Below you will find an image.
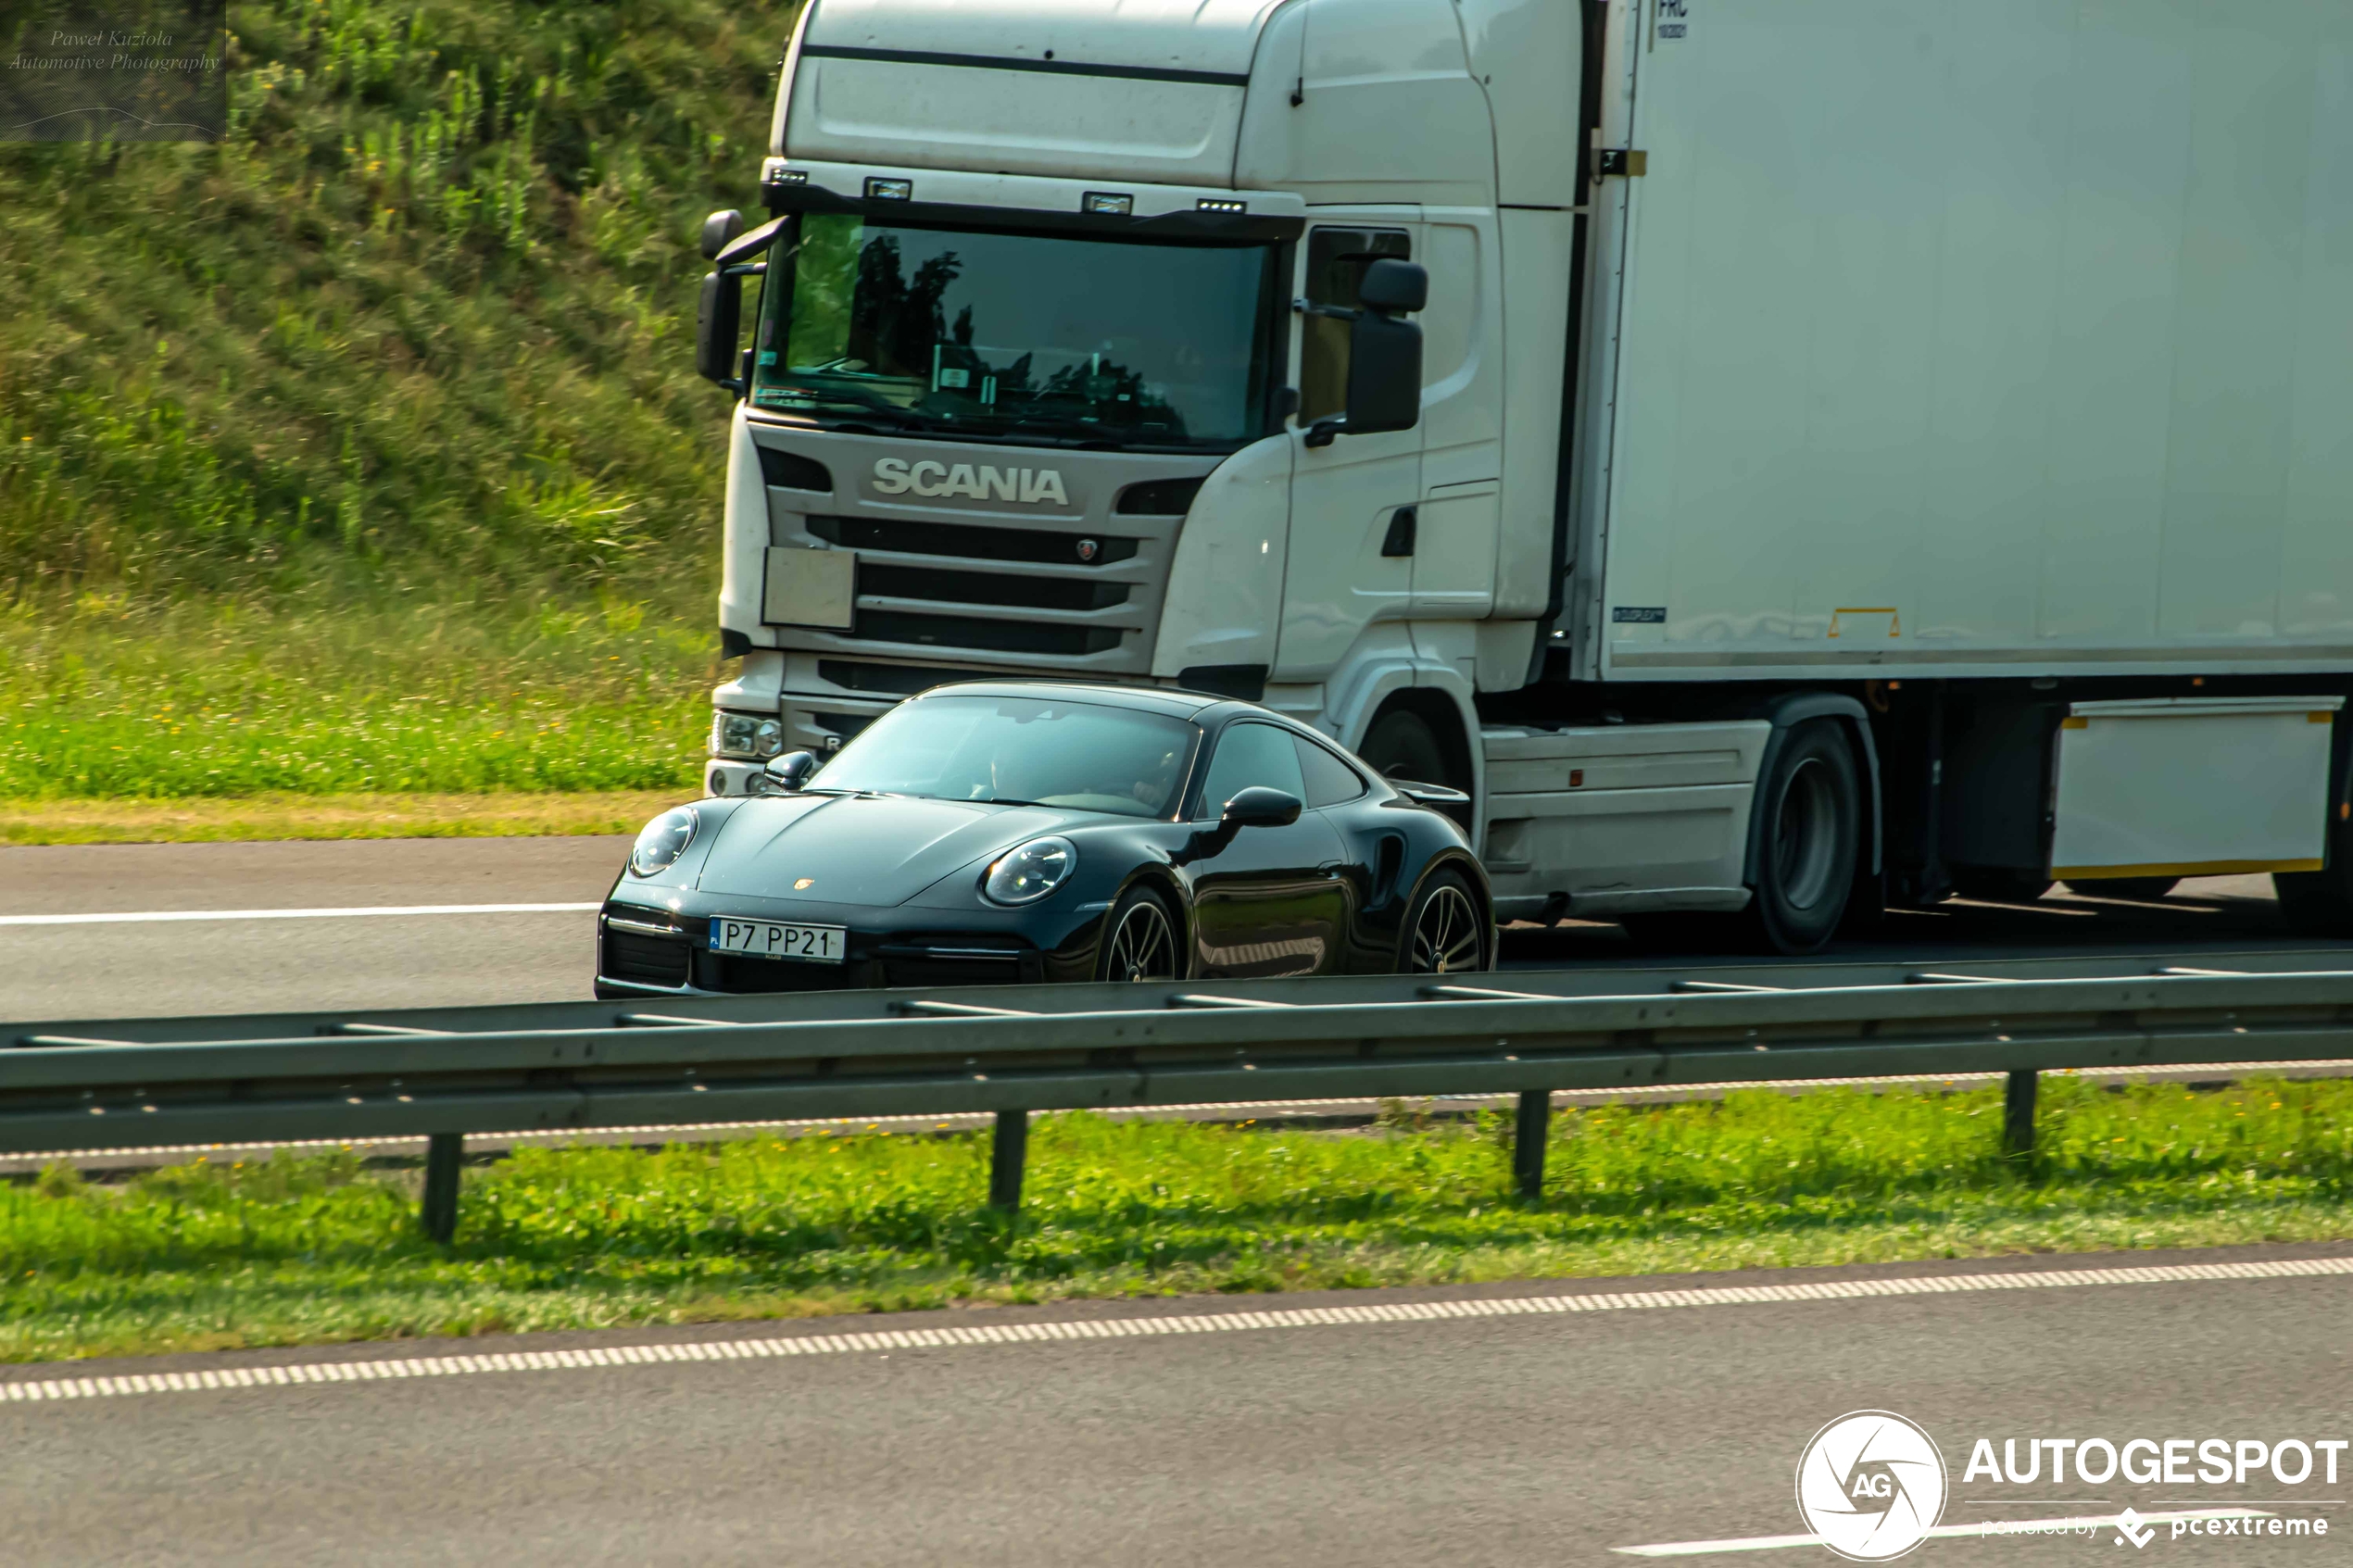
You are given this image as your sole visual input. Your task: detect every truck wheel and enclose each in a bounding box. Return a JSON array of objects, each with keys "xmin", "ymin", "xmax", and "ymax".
[
  {"xmin": 1743, "ymin": 719, "xmax": 1858, "ymax": 955},
  {"xmin": 1360, "ymin": 708, "xmax": 1450, "ymax": 787},
  {"xmin": 2062, "ymin": 876, "xmax": 2179, "ymax": 901}
]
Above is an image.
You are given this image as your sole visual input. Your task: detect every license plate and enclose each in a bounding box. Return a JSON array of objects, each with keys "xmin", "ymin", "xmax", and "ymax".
[{"xmin": 708, "ymin": 917, "xmax": 847, "ymax": 964}]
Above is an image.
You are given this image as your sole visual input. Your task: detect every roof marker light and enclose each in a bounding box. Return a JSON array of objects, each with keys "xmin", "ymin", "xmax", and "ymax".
[{"xmin": 1196, "ymin": 197, "xmax": 1247, "ymax": 214}]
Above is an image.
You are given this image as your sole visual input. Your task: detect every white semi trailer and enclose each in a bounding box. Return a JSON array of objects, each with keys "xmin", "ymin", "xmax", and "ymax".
[{"xmin": 693, "ymin": 0, "xmax": 2353, "ymax": 953}]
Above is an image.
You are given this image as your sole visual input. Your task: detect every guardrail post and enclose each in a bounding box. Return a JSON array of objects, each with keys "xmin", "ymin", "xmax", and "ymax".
[
  {"xmin": 422, "ymin": 1133, "xmax": 464, "ymax": 1242},
  {"xmin": 2003, "ymin": 1071, "xmax": 2038, "ymax": 1161},
  {"xmin": 989, "ymin": 1110, "xmax": 1029, "ymax": 1212},
  {"xmin": 1513, "ymin": 1090, "xmax": 1551, "ymax": 1199}
]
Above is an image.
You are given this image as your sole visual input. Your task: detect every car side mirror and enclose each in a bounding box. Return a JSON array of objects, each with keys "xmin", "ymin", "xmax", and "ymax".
[
  {"xmin": 1220, "ymin": 786, "xmax": 1302, "ymax": 830},
  {"xmin": 762, "ymin": 750, "xmax": 819, "ymax": 793}
]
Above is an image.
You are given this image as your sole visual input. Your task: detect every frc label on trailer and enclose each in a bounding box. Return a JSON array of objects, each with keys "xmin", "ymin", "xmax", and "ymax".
[
  {"xmin": 871, "ymin": 458, "xmax": 1068, "ymax": 506},
  {"xmin": 1612, "ymin": 606, "xmax": 1667, "ymax": 624},
  {"xmin": 1655, "ymin": 0, "xmax": 1690, "ymax": 41}
]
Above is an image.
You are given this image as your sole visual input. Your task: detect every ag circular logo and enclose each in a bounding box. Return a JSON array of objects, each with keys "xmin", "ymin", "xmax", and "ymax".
[{"xmin": 1795, "ymin": 1411, "xmax": 1947, "ymax": 1562}]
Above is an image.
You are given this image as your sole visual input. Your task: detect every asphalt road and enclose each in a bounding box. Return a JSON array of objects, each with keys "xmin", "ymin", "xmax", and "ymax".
[
  {"xmin": 3, "ymin": 1244, "xmax": 2346, "ymax": 1566},
  {"xmin": 0, "ymin": 835, "xmax": 2341, "ymax": 1022}
]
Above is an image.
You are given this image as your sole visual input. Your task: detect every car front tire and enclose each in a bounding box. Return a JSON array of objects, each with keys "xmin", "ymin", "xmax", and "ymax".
[{"xmin": 1097, "ymin": 884, "xmax": 1184, "ymax": 983}]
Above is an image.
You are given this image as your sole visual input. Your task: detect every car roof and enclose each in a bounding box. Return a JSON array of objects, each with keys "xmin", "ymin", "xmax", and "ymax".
[{"xmin": 909, "ymin": 680, "xmax": 1227, "ymax": 720}]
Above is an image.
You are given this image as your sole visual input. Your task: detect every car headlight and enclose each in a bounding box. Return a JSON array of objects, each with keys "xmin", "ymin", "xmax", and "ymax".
[
  {"xmin": 628, "ymin": 806, "xmax": 699, "ymax": 878},
  {"xmin": 983, "ymin": 836, "xmax": 1076, "ymax": 906},
  {"xmin": 711, "ymin": 711, "xmax": 786, "ymax": 760}
]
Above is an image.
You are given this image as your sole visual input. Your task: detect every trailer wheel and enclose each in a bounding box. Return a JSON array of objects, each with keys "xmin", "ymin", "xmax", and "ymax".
[{"xmin": 1743, "ymin": 719, "xmax": 1858, "ymax": 955}]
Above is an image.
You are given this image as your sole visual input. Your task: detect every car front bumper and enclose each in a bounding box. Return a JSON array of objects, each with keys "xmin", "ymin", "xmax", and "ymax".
[{"xmin": 598, "ymin": 898, "xmax": 1111, "ymax": 996}]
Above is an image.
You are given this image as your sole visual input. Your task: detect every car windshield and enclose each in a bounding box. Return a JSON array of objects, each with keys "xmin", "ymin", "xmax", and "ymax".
[
  {"xmin": 747, "ymin": 215, "xmax": 1279, "ymax": 451},
  {"xmin": 811, "ymin": 694, "xmax": 1199, "ymax": 819}
]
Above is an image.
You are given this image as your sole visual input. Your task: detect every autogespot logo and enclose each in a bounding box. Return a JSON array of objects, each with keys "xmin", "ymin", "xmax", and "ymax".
[{"xmin": 1795, "ymin": 1411, "xmax": 1949, "ymax": 1562}]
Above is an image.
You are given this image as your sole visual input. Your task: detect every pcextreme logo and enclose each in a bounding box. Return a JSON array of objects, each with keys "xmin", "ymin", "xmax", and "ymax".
[
  {"xmin": 1796, "ymin": 1411, "xmax": 1949, "ymax": 1562},
  {"xmin": 870, "ymin": 457, "xmax": 1068, "ymax": 506}
]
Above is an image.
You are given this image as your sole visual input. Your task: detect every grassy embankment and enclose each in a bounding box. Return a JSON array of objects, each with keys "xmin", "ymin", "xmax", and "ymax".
[
  {"xmin": 0, "ymin": 0, "xmax": 801, "ymax": 840},
  {"xmin": 6, "ymin": 1077, "xmax": 2351, "ymax": 1362}
]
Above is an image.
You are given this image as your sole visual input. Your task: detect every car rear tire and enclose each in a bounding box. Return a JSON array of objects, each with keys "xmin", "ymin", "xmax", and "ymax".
[
  {"xmin": 1401, "ymin": 868, "xmax": 1490, "ymax": 975},
  {"xmin": 1097, "ymin": 884, "xmax": 1183, "ymax": 983}
]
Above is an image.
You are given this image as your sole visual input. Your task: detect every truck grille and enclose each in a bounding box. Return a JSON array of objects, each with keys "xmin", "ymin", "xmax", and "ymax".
[
  {"xmin": 809, "ymin": 514, "xmax": 1137, "ymax": 567},
  {"xmin": 859, "ymin": 563, "xmax": 1130, "ymax": 613},
  {"xmin": 849, "ymin": 610, "xmax": 1123, "ymax": 658},
  {"xmin": 815, "ymin": 659, "xmax": 991, "ymax": 695},
  {"xmin": 756, "ymin": 436, "xmax": 1216, "ymax": 675}
]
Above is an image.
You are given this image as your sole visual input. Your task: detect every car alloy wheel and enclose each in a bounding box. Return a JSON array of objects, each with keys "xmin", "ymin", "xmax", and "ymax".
[
  {"xmin": 1408, "ymin": 879, "xmax": 1484, "ymax": 974},
  {"xmin": 1101, "ymin": 891, "xmax": 1178, "ymax": 982}
]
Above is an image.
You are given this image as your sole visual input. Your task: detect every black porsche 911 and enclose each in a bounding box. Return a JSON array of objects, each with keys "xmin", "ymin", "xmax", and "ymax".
[{"xmin": 595, "ymin": 681, "xmax": 1491, "ymax": 996}]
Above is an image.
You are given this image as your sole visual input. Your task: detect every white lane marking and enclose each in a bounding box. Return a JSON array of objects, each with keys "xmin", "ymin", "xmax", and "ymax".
[
  {"xmin": 1614, "ymin": 1510, "xmax": 2274, "ymax": 1557},
  {"xmin": 3, "ymin": 1255, "xmax": 2348, "ymax": 1408},
  {"xmin": 0, "ymin": 903, "xmax": 599, "ymax": 927}
]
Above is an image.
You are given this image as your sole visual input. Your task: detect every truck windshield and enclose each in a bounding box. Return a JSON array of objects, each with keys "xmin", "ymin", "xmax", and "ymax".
[{"xmin": 749, "ymin": 215, "xmax": 1279, "ymax": 451}]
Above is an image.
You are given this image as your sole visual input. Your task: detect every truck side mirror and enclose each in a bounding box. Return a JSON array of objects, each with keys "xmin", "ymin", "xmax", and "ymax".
[
  {"xmin": 699, "ymin": 209, "xmax": 745, "ymax": 260},
  {"xmin": 1302, "ymin": 259, "xmax": 1426, "ymax": 445},
  {"xmin": 1358, "ymin": 257, "xmax": 1428, "ymax": 314},
  {"xmin": 1341, "ymin": 311, "xmax": 1422, "ymax": 437},
  {"xmin": 697, "ymin": 270, "xmax": 743, "ymax": 390}
]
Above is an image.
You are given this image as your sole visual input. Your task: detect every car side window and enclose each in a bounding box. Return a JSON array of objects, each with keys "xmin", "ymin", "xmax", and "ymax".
[
  {"xmin": 1196, "ymin": 721, "xmax": 1308, "ymax": 819},
  {"xmin": 1295, "ymin": 735, "xmax": 1367, "ymax": 808},
  {"xmin": 1298, "ymin": 226, "xmax": 1412, "ymax": 422}
]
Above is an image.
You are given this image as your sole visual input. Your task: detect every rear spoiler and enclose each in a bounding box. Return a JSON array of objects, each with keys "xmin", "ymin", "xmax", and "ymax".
[{"xmin": 1391, "ymin": 780, "xmax": 1470, "ymax": 809}]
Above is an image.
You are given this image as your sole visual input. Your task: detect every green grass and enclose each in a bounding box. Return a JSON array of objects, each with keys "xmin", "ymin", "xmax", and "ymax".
[
  {"xmin": 6, "ymin": 1077, "xmax": 2353, "ymax": 1363},
  {"xmin": 0, "ymin": 0, "xmax": 797, "ymax": 806},
  {"xmin": 1, "ymin": 0, "xmax": 786, "ymax": 602},
  {"xmin": 0, "ymin": 594, "xmax": 712, "ymax": 799}
]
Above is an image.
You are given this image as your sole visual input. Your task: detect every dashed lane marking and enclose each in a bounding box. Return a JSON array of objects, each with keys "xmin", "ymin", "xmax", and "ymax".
[{"xmin": 4, "ymin": 1255, "xmax": 2348, "ymax": 1408}]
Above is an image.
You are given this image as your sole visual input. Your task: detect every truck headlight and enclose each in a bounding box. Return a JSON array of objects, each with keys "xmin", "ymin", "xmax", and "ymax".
[
  {"xmin": 628, "ymin": 807, "xmax": 699, "ymax": 878},
  {"xmin": 711, "ymin": 711, "xmax": 786, "ymax": 760},
  {"xmin": 983, "ymin": 836, "xmax": 1076, "ymax": 906}
]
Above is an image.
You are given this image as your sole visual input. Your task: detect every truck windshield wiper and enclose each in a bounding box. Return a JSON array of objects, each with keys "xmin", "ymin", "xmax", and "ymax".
[
  {"xmin": 779, "ymin": 392, "xmax": 944, "ymax": 432},
  {"xmin": 992, "ymin": 415, "xmax": 1130, "ymax": 447}
]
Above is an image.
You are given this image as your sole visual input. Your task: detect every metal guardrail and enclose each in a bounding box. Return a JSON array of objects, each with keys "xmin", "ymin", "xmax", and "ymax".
[{"xmin": 9, "ymin": 948, "xmax": 2353, "ymax": 1239}]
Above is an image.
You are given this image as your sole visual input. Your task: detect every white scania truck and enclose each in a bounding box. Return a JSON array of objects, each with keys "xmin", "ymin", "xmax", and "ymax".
[{"xmin": 692, "ymin": 0, "xmax": 2353, "ymax": 953}]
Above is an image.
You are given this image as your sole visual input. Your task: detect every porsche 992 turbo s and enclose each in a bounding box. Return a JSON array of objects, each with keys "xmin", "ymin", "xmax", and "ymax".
[{"xmin": 596, "ymin": 682, "xmax": 1491, "ymax": 996}]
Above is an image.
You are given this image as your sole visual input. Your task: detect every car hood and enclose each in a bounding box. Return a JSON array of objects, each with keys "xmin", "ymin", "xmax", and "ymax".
[{"xmin": 694, "ymin": 793, "xmax": 1065, "ymax": 907}]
